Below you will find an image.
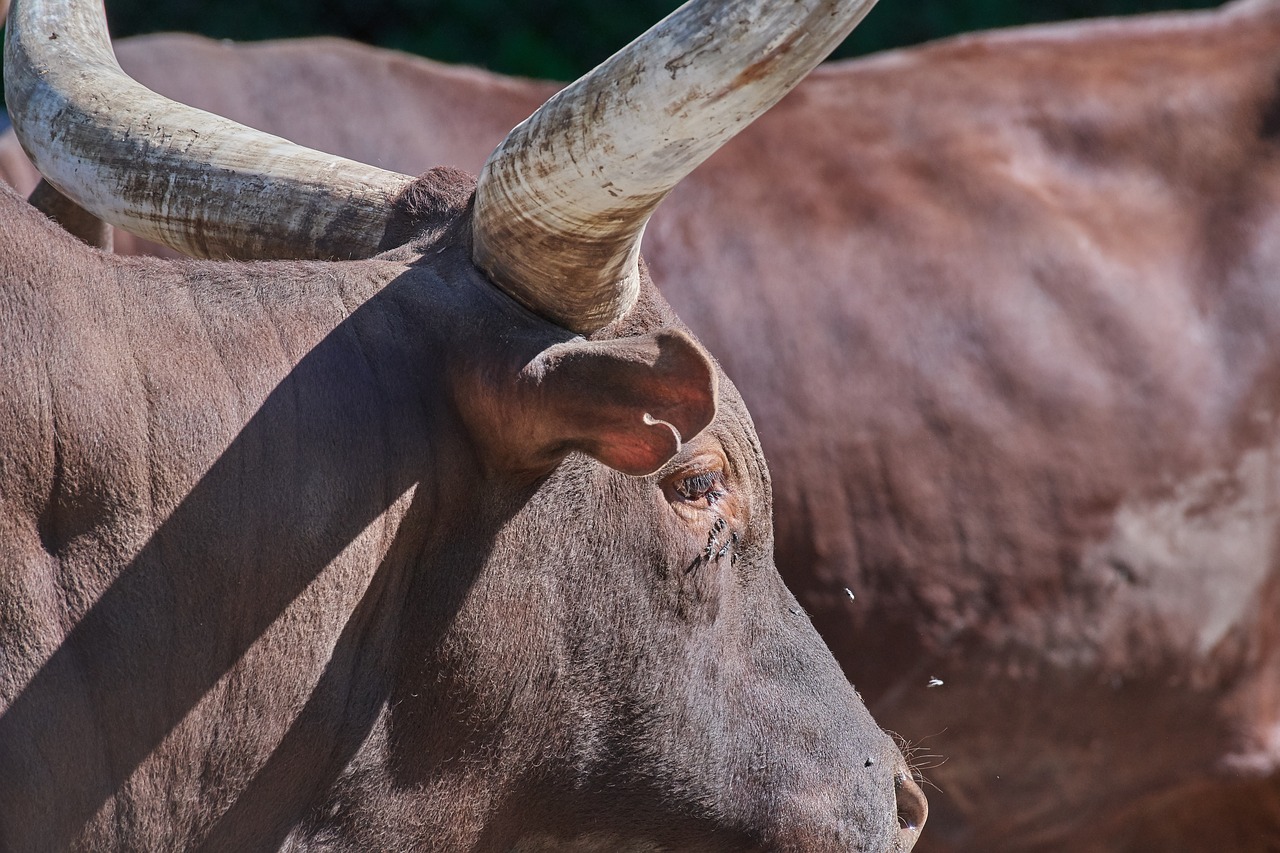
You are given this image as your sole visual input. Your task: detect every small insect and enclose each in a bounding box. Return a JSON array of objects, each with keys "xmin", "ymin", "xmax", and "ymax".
[
  {"xmin": 716, "ymin": 531, "xmax": 738, "ymax": 560},
  {"xmin": 843, "ymin": 587, "xmax": 855, "ymax": 601},
  {"xmin": 928, "ymin": 677, "xmax": 944, "ymax": 688},
  {"xmin": 703, "ymin": 529, "xmax": 717, "ymax": 559}
]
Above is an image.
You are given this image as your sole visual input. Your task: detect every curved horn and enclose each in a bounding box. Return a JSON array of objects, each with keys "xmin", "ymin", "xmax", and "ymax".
[
  {"xmin": 473, "ymin": 0, "xmax": 879, "ymax": 334},
  {"xmin": 4, "ymin": 0, "xmax": 413, "ymax": 260}
]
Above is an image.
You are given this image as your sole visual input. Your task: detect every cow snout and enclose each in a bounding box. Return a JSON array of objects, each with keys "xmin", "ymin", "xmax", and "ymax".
[{"xmin": 893, "ymin": 767, "xmax": 928, "ymax": 850}]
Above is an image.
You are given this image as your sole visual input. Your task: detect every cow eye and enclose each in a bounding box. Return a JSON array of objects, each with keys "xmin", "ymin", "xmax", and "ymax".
[{"xmin": 672, "ymin": 470, "xmax": 726, "ymax": 504}]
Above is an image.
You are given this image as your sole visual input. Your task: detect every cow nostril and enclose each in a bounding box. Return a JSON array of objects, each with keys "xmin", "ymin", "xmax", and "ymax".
[{"xmin": 894, "ymin": 772, "xmax": 928, "ymax": 834}]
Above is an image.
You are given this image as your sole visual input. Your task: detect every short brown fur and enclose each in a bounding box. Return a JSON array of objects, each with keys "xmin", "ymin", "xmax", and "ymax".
[
  {"xmin": 0, "ymin": 159, "xmax": 924, "ymax": 849},
  {"xmin": 7, "ymin": 2, "xmax": 1278, "ymax": 848}
]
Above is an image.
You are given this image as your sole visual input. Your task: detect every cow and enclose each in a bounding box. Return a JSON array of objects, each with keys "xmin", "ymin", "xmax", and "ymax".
[
  {"xmin": 0, "ymin": 0, "xmax": 930, "ymax": 849},
  {"xmin": 11, "ymin": 1, "xmax": 1280, "ymax": 849}
]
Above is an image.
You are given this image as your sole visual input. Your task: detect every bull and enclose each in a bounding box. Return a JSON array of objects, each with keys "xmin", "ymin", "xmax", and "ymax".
[
  {"xmin": 0, "ymin": 0, "xmax": 930, "ymax": 849},
  {"xmin": 10, "ymin": 0, "xmax": 1280, "ymax": 845},
  {"xmin": 11, "ymin": 2, "xmax": 1280, "ymax": 849}
]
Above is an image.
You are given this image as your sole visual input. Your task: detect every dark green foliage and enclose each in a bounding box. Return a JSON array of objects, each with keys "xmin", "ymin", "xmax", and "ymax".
[
  {"xmin": 2, "ymin": 0, "xmax": 1223, "ymax": 106},
  {"xmin": 843, "ymin": 0, "xmax": 1218, "ymax": 61},
  {"xmin": 100, "ymin": 0, "xmax": 695, "ymax": 81}
]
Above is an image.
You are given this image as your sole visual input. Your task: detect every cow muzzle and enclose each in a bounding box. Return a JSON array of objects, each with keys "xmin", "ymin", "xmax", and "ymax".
[{"xmin": 893, "ymin": 764, "xmax": 928, "ymax": 850}]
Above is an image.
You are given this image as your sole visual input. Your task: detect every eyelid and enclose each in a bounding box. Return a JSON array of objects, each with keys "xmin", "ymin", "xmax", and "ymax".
[
  {"xmin": 662, "ymin": 451, "xmax": 729, "ymax": 504},
  {"xmin": 685, "ymin": 472, "xmax": 719, "ymax": 488},
  {"xmin": 665, "ymin": 455, "xmax": 727, "ymax": 489},
  {"xmin": 664, "ymin": 451, "xmax": 727, "ymax": 481},
  {"xmin": 679, "ymin": 471, "xmax": 724, "ymax": 499}
]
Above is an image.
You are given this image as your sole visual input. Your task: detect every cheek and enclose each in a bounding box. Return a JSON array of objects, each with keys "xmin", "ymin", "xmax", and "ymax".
[
  {"xmin": 673, "ymin": 553, "xmax": 730, "ymax": 623},
  {"xmin": 659, "ymin": 492, "xmax": 747, "ymax": 622},
  {"xmin": 688, "ymin": 489, "xmax": 747, "ymax": 565}
]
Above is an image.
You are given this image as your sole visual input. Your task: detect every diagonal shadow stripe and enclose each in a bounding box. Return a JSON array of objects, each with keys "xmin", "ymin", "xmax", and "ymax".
[
  {"xmin": 0, "ymin": 270, "xmax": 468, "ymax": 849},
  {"xmin": 192, "ymin": 498, "xmax": 421, "ymax": 852}
]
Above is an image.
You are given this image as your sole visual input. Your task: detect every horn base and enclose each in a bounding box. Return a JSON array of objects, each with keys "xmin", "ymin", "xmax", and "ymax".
[{"xmin": 472, "ymin": 171, "xmax": 646, "ymax": 334}]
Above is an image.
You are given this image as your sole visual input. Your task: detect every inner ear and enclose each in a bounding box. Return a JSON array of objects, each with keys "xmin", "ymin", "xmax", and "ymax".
[{"xmin": 519, "ymin": 328, "xmax": 718, "ymax": 476}]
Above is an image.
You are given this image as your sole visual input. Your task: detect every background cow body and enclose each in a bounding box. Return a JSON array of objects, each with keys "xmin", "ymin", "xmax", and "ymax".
[
  {"xmin": 8, "ymin": 2, "xmax": 1277, "ymax": 849},
  {"xmin": 0, "ymin": 35, "xmax": 552, "ymax": 225},
  {"xmin": 661, "ymin": 4, "xmax": 1280, "ymax": 848}
]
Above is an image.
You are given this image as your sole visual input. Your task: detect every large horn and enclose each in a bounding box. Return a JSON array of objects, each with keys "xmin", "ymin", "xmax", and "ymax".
[
  {"xmin": 473, "ymin": 0, "xmax": 879, "ymax": 334},
  {"xmin": 4, "ymin": 0, "xmax": 413, "ymax": 260}
]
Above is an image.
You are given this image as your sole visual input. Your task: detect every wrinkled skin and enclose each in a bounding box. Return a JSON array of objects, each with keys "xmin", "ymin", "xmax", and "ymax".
[
  {"xmin": 8, "ymin": 1, "xmax": 1280, "ymax": 849},
  {"xmin": 0, "ymin": 172, "xmax": 924, "ymax": 851}
]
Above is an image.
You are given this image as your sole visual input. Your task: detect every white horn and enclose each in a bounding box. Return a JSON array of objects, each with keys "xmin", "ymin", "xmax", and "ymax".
[
  {"xmin": 4, "ymin": 0, "xmax": 413, "ymax": 260},
  {"xmin": 472, "ymin": 0, "xmax": 879, "ymax": 334}
]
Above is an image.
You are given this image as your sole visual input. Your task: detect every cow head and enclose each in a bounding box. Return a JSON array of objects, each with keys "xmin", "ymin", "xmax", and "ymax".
[
  {"xmin": 4, "ymin": 0, "xmax": 925, "ymax": 849},
  {"xmin": 376, "ymin": 212, "xmax": 929, "ymax": 849}
]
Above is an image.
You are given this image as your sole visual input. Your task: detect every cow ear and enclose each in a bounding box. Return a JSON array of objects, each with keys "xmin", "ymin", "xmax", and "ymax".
[{"xmin": 515, "ymin": 328, "xmax": 718, "ymax": 476}]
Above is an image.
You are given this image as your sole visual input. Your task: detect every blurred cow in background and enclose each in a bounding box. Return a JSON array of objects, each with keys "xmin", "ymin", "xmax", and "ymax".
[{"xmin": 9, "ymin": 1, "xmax": 1280, "ymax": 849}]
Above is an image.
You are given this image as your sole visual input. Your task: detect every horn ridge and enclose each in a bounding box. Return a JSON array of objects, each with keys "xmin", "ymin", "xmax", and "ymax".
[
  {"xmin": 472, "ymin": 0, "xmax": 880, "ymax": 334},
  {"xmin": 4, "ymin": 0, "xmax": 413, "ymax": 260}
]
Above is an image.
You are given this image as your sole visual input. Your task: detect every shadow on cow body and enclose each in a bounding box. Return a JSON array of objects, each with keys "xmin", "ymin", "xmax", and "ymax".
[{"xmin": 0, "ymin": 170, "xmax": 922, "ymax": 850}]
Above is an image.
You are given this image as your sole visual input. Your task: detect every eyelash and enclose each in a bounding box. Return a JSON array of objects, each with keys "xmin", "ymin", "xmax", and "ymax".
[{"xmin": 675, "ymin": 471, "xmax": 725, "ymax": 504}]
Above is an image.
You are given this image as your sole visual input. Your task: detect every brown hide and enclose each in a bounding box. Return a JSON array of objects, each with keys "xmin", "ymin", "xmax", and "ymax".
[
  {"xmin": 7, "ymin": 1, "xmax": 1280, "ymax": 848},
  {"xmin": 664, "ymin": 4, "xmax": 1280, "ymax": 849},
  {"xmin": 0, "ymin": 169, "xmax": 924, "ymax": 850}
]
